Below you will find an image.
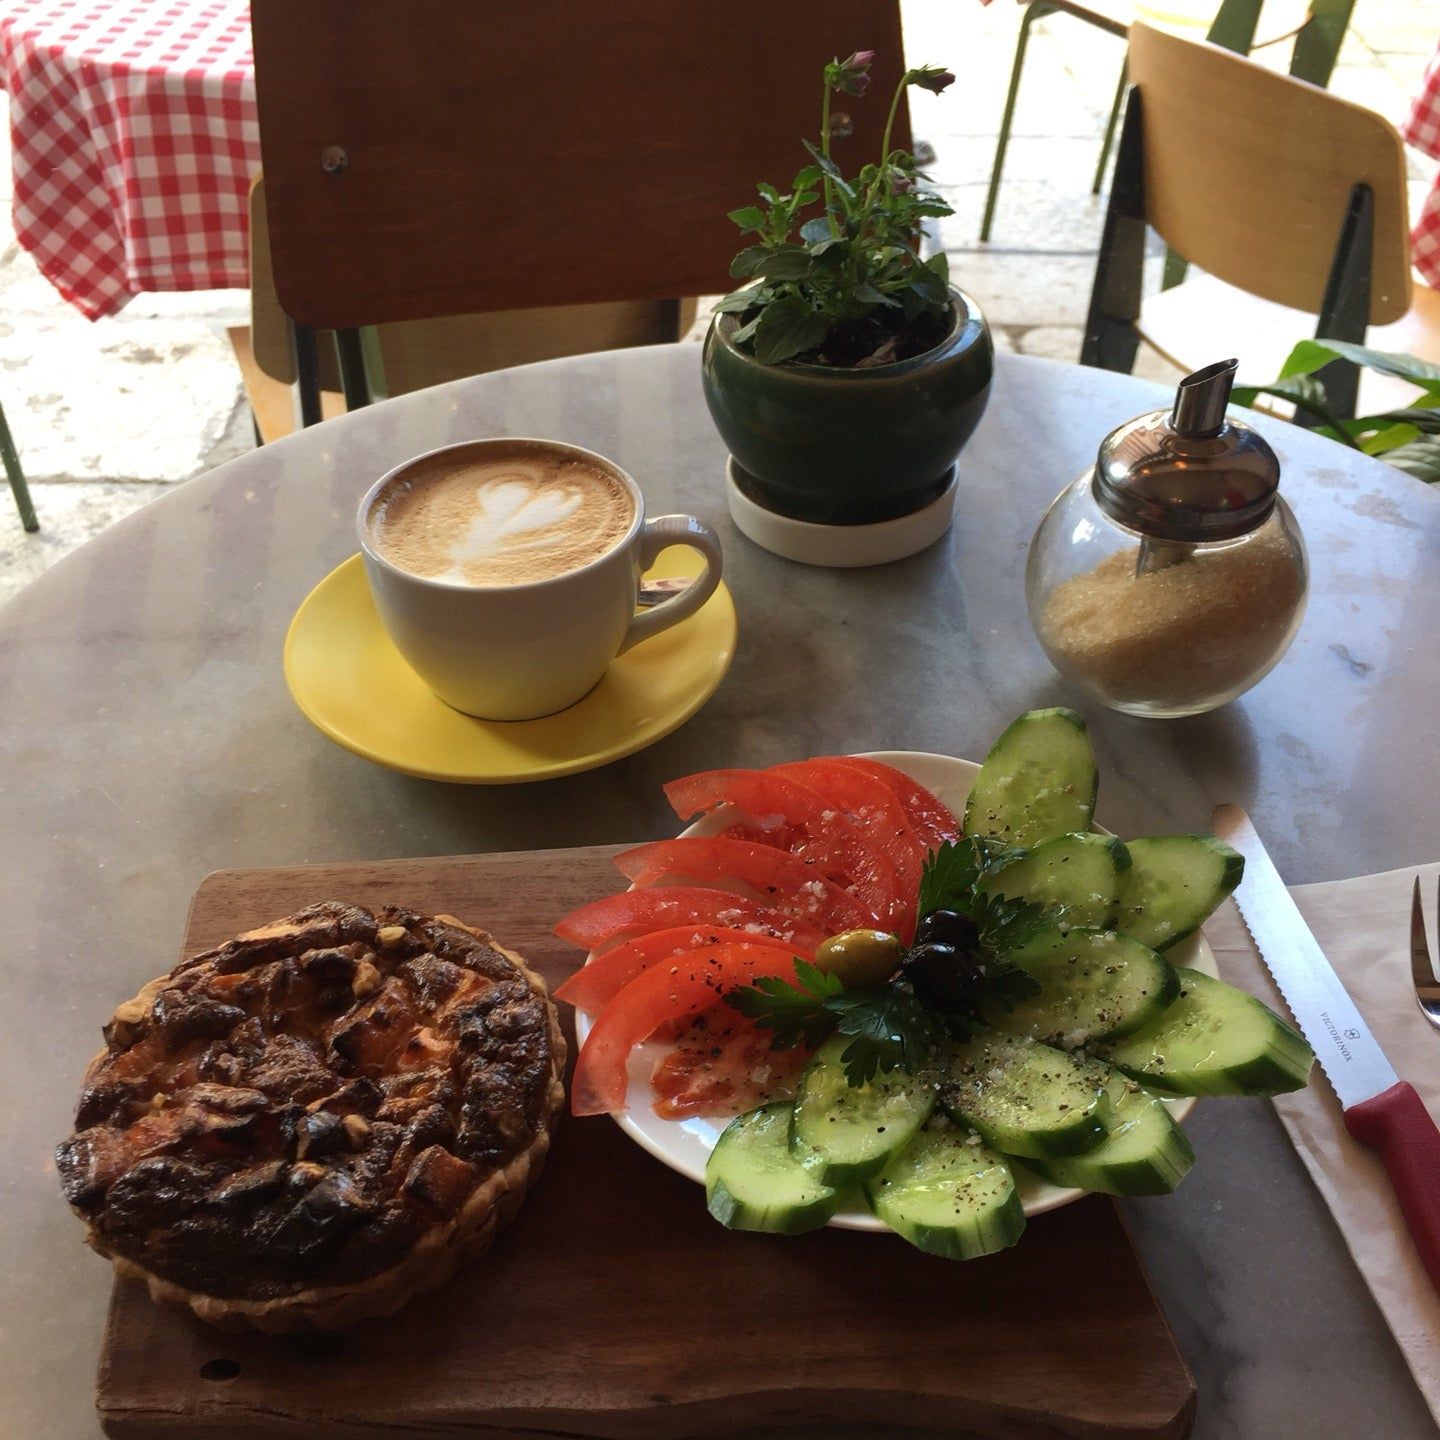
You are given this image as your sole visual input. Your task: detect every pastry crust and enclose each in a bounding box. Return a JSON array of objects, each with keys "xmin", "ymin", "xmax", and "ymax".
[{"xmin": 57, "ymin": 904, "xmax": 565, "ymax": 1332}]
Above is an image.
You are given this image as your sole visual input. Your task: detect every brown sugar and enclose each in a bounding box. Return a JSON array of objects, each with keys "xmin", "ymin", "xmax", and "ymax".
[{"xmin": 1037, "ymin": 524, "xmax": 1304, "ymax": 710}]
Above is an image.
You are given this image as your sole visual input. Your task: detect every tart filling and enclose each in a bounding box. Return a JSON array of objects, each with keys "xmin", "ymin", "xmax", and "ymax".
[{"xmin": 57, "ymin": 902, "xmax": 564, "ymax": 1327}]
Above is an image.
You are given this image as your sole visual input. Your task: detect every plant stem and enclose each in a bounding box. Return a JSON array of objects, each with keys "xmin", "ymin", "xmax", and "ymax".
[
  {"xmin": 868, "ymin": 70, "xmax": 910, "ymax": 211},
  {"xmin": 820, "ymin": 79, "xmax": 840, "ymax": 238}
]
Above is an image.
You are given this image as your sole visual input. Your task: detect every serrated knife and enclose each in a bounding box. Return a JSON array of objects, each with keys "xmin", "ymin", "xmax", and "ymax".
[{"xmin": 1212, "ymin": 805, "xmax": 1440, "ymax": 1294}]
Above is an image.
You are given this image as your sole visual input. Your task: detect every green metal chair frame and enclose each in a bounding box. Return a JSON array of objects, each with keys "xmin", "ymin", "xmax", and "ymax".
[
  {"xmin": 1, "ymin": 400, "xmax": 38, "ymax": 533},
  {"xmin": 979, "ymin": 0, "xmax": 1356, "ymax": 247}
]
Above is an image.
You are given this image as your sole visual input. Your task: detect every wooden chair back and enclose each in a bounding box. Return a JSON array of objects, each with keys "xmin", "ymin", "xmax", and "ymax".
[
  {"xmin": 1125, "ymin": 21, "xmax": 1410, "ymax": 324},
  {"xmin": 246, "ymin": 178, "xmax": 692, "ymax": 394},
  {"xmin": 249, "ymin": 0, "xmax": 910, "ymax": 331}
]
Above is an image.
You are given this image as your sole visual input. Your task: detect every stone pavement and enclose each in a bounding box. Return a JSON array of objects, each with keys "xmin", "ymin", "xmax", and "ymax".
[{"xmin": 1, "ymin": 0, "xmax": 1436, "ymax": 604}]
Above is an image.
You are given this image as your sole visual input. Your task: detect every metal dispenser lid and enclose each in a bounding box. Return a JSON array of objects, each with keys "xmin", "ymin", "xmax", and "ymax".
[{"xmin": 1093, "ymin": 359, "xmax": 1281, "ymax": 542}]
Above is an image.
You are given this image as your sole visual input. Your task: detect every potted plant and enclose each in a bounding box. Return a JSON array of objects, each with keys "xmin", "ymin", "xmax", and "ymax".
[{"xmin": 702, "ymin": 51, "xmax": 993, "ymax": 562}]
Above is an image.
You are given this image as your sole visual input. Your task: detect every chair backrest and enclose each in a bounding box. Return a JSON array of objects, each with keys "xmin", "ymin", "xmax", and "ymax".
[
  {"xmin": 1126, "ymin": 21, "xmax": 1410, "ymax": 324},
  {"xmin": 247, "ymin": 177, "xmax": 694, "ymax": 393},
  {"xmin": 250, "ymin": 0, "xmax": 909, "ymax": 331}
]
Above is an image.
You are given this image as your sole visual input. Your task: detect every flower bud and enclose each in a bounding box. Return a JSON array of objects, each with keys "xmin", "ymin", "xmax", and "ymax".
[{"xmin": 908, "ymin": 65, "xmax": 956, "ymax": 95}]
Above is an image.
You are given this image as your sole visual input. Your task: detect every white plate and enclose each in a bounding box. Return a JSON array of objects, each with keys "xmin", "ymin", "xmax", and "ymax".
[{"xmin": 574, "ymin": 750, "xmax": 1215, "ymax": 1231}]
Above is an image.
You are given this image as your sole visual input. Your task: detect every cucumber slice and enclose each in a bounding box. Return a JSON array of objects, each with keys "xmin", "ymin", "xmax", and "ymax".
[
  {"xmin": 1099, "ymin": 968, "xmax": 1314, "ymax": 1096},
  {"xmin": 790, "ymin": 1035, "xmax": 936, "ymax": 1185},
  {"xmin": 964, "ymin": 708, "xmax": 1098, "ymax": 849},
  {"xmin": 706, "ymin": 1103, "xmax": 839, "ymax": 1234},
  {"xmin": 1115, "ymin": 835, "xmax": 1244, "ymax": 951},
  {"xmin": 940, "ymin": 1029, "xmax": 1109, "ymax": 1159},
  {"xmin": 864, "ymin": 1119, "xmax": 1025, "ymax": 1260},
  {"xmin": 984, "ymin": 832, "xmax": 1131, "ymax": 927},
  {"xmin": 1019, "ymin": 1063, "xmax": 1195, "ymax": 1196},
  {"xmin": 985, "ymin": 926, "xmax": 1180, "ymax": 1046}
]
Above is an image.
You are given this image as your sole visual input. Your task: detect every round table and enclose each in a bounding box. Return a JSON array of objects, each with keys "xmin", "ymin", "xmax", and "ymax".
[{"xmin": 3, "ymin": 347, "xmax": 1438, "ymax": 1439}]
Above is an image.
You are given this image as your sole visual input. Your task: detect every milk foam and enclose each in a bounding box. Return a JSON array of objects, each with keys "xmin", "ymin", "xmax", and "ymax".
[{"xmin": 369, "ymin": 446, "xmax": 634, "ymax": 587}]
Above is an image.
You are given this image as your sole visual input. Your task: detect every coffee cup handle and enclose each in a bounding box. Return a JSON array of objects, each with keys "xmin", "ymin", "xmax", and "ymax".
[{"xmin": 618, "ymin": 514, "xmax": 725, "ymax": 655}]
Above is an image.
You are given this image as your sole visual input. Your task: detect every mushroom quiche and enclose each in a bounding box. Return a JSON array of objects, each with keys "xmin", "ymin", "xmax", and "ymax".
[{"xmin": 56, "ymin": 902, "xmax": 565, "ymax": 1332}]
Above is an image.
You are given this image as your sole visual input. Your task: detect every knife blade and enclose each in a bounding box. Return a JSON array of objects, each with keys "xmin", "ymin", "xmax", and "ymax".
[{"xmin": 1212, "ymin": 804, "xmax": 1440, "ymax": 1295}]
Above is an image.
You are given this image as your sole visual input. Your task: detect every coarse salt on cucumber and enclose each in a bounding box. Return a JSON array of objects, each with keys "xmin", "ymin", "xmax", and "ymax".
[
  {"xmin": 964, "ymin": 708, "xmax": 1098, "ymax": 849},
  {"xmin": 1099, "ymin": 967, "xmax": 1313, "ymax": 1096},
  {"xmin": 987, "ymin": 926, "xmax": 1179, "ymax": 1046},
  {"xmin": 1018, "ymin": 1061, "xmax": 1195, "ymax": 1196},
  {"xmin": 864, "ymin": 1118, "xmax": 1025, "ymax": 1261},
  {"xmin": 790, "ymin": 1035, "xmax": 936, "ymax": 1185},
  {"xmin": 706, "ymin": 1103, "xmax": 840, "ymax": 1234},
  {"xmin": 1115, "ymin": 835, "xmax": 1244, "ymax": 951},
  {"xmin": 984, "ymin": 832, "xmax": 1130, "ymax": 927},
  {"xmin": 940, "ymin": 1028, "xmax": 1109, "ymax": 1159}
]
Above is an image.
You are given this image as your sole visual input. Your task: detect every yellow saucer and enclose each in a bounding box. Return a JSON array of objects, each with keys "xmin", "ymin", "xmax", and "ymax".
[{"xmin": 283, "ymin": 551, "xmax": 737, "ymax": 784}]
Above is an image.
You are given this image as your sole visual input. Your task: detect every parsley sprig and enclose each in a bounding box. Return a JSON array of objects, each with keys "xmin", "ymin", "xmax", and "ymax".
[
  {"xmin": 726, "ymin": 837, "xmax": 1061, "ymax": 1087},
  {"xmin": 727, "ymin": 960, "xmax": 942, "ymax": 1086}
]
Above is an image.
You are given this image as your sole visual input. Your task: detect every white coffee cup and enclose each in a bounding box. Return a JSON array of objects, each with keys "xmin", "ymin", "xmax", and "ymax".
[{"xmin": 356, "ymin": 438, "xmax": 724, "ymax": 721}]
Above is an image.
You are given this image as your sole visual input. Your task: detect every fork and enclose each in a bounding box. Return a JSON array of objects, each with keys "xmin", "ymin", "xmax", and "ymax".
[{"xmin": 1411, "ymin": 877, "xmax": 1440, "ymax": 1032}]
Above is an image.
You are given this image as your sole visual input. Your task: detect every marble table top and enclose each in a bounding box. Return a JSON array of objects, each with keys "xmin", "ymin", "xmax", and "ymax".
[{"xmin": 3, "ymin": 346, "xmax": 1438, "ymax": 1438}]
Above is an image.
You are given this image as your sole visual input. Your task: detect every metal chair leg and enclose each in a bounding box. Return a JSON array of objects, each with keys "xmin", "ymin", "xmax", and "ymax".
[
  {"xmin": 0, "ymin": 401, "xmax": 39, "ymax": 533},
  {"xmin": 980, "ymin": 1, "xmax": 1052, "ymax": 243},
  {"xmin": 334, "ymin": 328, "xmax": 371, "ymax": 411},
  {"xmin": 1307, "ymin": 182, "xmax": 1373, "ymax": 423},
  {"xmin": 1091, "ymin": 59, "xmax": 1128, "ymax": 195},
  {"xmin": 289, "ymin": 322, "xmax": 324, "ymax": 429},
  {"xmin": 1081, "ymin": 86, "xmax": 1146, "ymax": 373}
]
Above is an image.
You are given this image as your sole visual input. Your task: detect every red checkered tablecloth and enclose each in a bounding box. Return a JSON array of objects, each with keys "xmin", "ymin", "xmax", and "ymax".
[
  {"xmin": 1403, "ymin": 38, "xmax": 1440, "ymax": 290},
  {"xmin": 0, "ymin": 0, "xmax": 258, "ymax": 319}
]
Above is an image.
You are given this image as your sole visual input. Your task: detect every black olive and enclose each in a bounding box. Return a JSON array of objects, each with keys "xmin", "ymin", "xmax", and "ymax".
[
  {"xmin": 902, "ymin": 941, "xmax": 983, "ymax": 1010},
  {"xmin": 913, "ymin": 909, "xmax": 981, "ymax": 952}
]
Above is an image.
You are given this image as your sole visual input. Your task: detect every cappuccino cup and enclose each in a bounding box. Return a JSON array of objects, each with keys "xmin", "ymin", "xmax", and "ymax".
[{"xmin": 357, "ymin": 438, "xmax": 724, "ymax": 720}]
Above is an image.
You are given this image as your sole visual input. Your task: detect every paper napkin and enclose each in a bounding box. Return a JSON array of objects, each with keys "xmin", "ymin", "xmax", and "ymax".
[{"xmin": 1206, "ymin": 863, "xmax": 1440, "ymax": 1423}]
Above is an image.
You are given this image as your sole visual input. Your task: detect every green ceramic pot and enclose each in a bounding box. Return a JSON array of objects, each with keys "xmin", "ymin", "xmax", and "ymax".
[{"xmin": 701, "ymin": 288, "xmax": 994, "ymax": 525}]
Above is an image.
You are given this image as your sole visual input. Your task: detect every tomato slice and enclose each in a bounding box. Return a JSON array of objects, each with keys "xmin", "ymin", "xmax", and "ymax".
[
  {"xmin": 825, "ymin": 756, "xmax": 960, "ymax": 852},
  {"xmin": 570, "ymin": 942, "xmax": 800, "ymax": 1115},
  {"xmin": 554, "ymin": 924, "xmax": 809, "ymax": 1016},
  {"xmin": 650, "ymin": 1009, "xmax": 812, "ymax": 1119},
  {"xmin": 662, "ymin": 769, "xmax": 901, "ymax": 928},
  {"xmin": 716, "ymin": 819, "xmax": 808, "ymax": 851},
  {"xmin": 770, "ymin": 758, "xmax": 924, "ymax": 899},
  {"xmin": 614, "ymin": 837, "xmax": 876, "ymax": 933},
  {"xmin": 553, "ymin": 886, "xmax": 828, "ymax": 953}
]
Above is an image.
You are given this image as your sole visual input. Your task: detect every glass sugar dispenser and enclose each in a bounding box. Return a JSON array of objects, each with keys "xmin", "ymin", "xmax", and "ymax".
[{"xmin": 1026, "ymin": 359, "xmax": 1308, "ymax": 718}]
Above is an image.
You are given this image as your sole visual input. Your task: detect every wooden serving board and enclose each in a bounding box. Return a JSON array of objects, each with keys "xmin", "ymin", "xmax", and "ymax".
[{"xmin": 97, "ymin": 847, "xmax": 1196, "ymax": 1440}]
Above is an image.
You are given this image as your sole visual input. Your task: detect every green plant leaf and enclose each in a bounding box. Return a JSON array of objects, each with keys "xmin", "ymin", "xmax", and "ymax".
[
  {"xmin": 1380, "ymin": 434, "xmax": 1440, "ymax": 483},
  {"xmin": 751, "ymin": 296, "xmax": 829, "ymax": 364},
  {"xmin": 1277, "ymin": 338, "xmax": 1440, "ymax": 398},
  {"xmin": 1359, "ymin": 421, "xmax": 1422, "ymax": 455},
  {"xmin": 714, "ymin": 287, "xmax": 766, "ymax": 315},
  {"xmin": 1230, "ymin": 375, "xmax": 1358, "ymax": 444},
  {"xmin": 730, "ymin": 314, "xmax": 762, "ymax": 347},
  {"xmin": 727, "ymin": 205, "xmax": 768, "ymax": 233},
  {"xmin": 755, "ymin": 247, "xmax": 815, "ymax": 281},
  {"xmin": 1312, "ymin": 338, "xmax": 1440, "ymax": 391},
  {"xmin": 757, "ymin": 182, "xmax": 780, "ymax": 203},
  {"xmin": 802, "ymin": 139, "xmax": 855, "ymax": 197},
  {"xmin": 853, "ymin": 281, "xmax": 898, "ymax": 307},
  {"xmin": 799, "ymin": 217, "xmax": 833, "ymax": 245},
  {"xmin": 793, "ymin": 164, "xmax": 823, "ymax": 189},
  {"xmin": 729, "ymin": 245, "xmax": 772, "ymax": 279}
]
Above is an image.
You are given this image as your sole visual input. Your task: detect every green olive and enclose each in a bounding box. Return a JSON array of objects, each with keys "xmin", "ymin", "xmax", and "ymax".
[{"xmin": 814, "ymin": 929, "xmax": 905, "ymax": 987}]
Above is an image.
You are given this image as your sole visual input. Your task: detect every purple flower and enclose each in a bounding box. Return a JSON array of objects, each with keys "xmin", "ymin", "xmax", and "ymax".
[
  {"xmin": 908, "ymin": 65, "xmax": 956, "ymax": 95},
  {"xmin": 830, "ymin": 49, "xmax": 875, "ymax": 96}
]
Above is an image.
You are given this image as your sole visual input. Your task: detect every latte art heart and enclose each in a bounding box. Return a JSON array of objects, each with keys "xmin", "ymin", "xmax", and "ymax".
[{"xmin": 369, "ymin": 445, "xmax": 634, "ymax": 587}]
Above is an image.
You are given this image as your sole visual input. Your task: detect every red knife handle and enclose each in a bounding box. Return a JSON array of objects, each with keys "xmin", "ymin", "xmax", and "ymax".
[{"xmin": 1343, "ymin": 1082, "xmax": 1440, "ymax": 1295}]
